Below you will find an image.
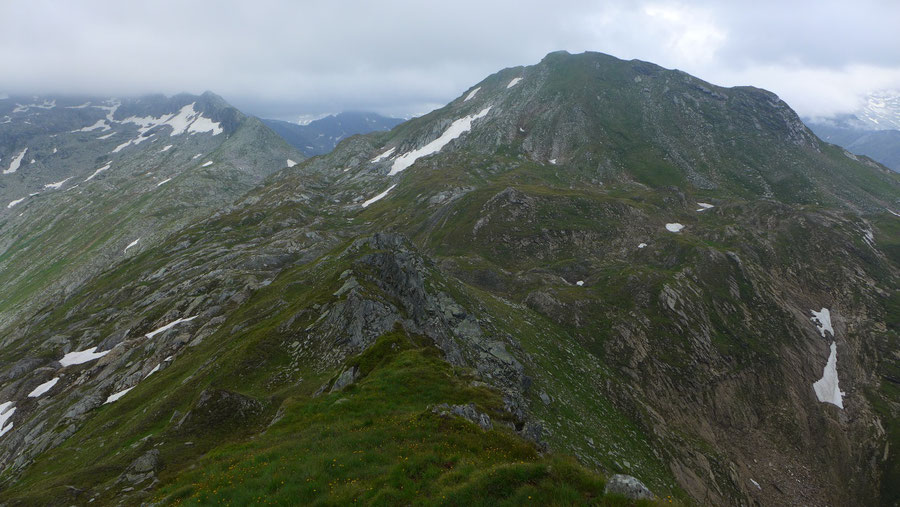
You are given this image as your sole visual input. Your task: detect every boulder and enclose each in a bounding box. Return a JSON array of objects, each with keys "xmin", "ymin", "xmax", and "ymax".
[
  {"xmin": 604, "ymin": 474, "xmax": 654, "ymax": 500},
  {"xmin": 330, "ymin": 366, "xmax": 359, "ymax": 392}
]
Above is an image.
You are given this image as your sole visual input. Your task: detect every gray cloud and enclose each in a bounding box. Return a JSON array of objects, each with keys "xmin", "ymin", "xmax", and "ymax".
[{"xmin": 1, "ymin": 0, "xmax": 898, "ymax": 121}]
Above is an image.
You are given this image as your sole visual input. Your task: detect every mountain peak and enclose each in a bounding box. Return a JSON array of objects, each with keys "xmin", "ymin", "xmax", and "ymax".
[{"xmin": 348, "ymin": 50, "xmax": 894, "ymax": 210}]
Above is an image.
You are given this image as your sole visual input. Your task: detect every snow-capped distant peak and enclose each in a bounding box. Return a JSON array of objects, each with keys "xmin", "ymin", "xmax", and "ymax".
[{"xmin": 858, "ymin": 90, "xmax": 900, "ymax": 130}]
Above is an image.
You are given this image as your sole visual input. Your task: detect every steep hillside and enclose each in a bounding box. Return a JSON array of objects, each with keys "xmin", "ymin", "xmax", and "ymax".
[
  {"xmin": 0, "ymin": 92, "xmax": 303, "ymax": 330},
  {"xmin": 0, "ymin": 51, "xmax": 897, "ymax": 506}
]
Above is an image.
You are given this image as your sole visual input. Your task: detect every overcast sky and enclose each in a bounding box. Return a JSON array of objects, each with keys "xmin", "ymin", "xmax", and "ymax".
[{"xmin": 2, "ymin": 0, "xmax": 898, "ymax": 122}]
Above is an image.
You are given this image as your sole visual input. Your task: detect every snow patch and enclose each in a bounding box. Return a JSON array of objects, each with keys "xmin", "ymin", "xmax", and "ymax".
[
  {"xmin": 0, "ymin": 402, "xmax": 15, "ymax": 437},
  {"xmin": 156, "ymin": 178, "xmax": 172, "ymax": 187},
  {"xmin": 7, "ymin": 197, "xmax": 26, "ymax": 209},
  {"xmin": 464, "ymin": 87, "xmax": 481, "ymax": 101},
  {"xmin": 813, "ymin": 341, "xmax": 844, "ymax": 409},
  {"xmin": 576, "ymin": 280, "xmax": 584, "ymax": 286},
  {"xmin": 361, "ymin": 184, "xmax": 397, "ymax": 207},
  {"xmin": 44, "ymin": 177, "xmax": 72, "ymax": 190},
  {"xmin": 696, "ymin": 202, "xmax": 714, "ymax": 211},
  {"xmin": 750, "ymin": 479, "xmax": 761, "ymax": 490},
  {"xmin": 638, "ymin": 243, "xmax": 647, "ymax": 249},
  {"xmin": 863, "ymin": 229, "xmax": 875, "ymax": 247},
  {"xmin": 59, "ymin": 347, "xmax": 110, "ymax": 367},
  {"xmin": 201, "ymin": 160, "xmax": 213, "ymax": 167},
  {"xmin": 145, "ymin": 363, "xmax": 161, "ymax": 379},
  {"xmin": 75, "ymin": 119, "xmax": 111, "ymax": 133},
  {"xmin": 370, "ymin": 147, "xmax": 396, "ymax": 163},
  {"xmin": 665, "ymin": 223, "xmax": 685, "ymax": 233},
  {"xmin": 96, "ymin": 132, "xmax": 116, "ymax": 140},
  {"xmin": 810, "ymin": 308, "xmax": 833, "ymax": 338},
  {"xmin": 104, "ymin": 386, "xmax": 134, "ymax": 404},
  {"xmin": 390, "ymin": 106, "xmax": 491, "ymax": 175},
  {"xmin": 286, "ymin": 159, "xmax": 298, "ymax": 168},
  {"xmin": 160, "ymin": 144, "xmax": 173, "ymax": 152},
  {"xmin": 4, "ymin": 148, "xmax": 27, "ymax": 174},
  {"xmin": 85, "ymin": 163, "xmax": 111, "ymax": 182},
  {"xmin": 145, "ymin": 316, "xmax": 196, "ymax": 339},
  {"xmin": 111, "ymin": 133, "xmax": 155, "ymax": 153},
  {"xmin": 27, "ymin": 377, "xmax": 60, "ymax": 398},
  {"xmin": 549, "ymin": 159, "xmax": 557, "ymax": 164},
  {"xmin": 124, "ymin": 238, "xmax": 140, "ymax": 253},
  {"xmin": 507, "ymin": 77, "xmax": 523, "ymax": 88},
  {"xmin": 92, "ymin": 99, "xmax": 120, "ymax": 121}
]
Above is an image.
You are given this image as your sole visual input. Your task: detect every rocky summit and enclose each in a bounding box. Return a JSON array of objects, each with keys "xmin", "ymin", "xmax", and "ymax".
[{"xmin": 0, "ymin": 51, "xmax": 897, "ymax": 506}]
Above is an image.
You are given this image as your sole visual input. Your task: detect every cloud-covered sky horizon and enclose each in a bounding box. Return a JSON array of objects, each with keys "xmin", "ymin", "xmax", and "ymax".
[{"xmin": 2, "ymin": 0, "xmax": 898, "ymax": 122}]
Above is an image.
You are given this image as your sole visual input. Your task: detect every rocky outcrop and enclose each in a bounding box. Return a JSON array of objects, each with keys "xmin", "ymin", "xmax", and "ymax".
[
  {"xmin": 432, "ymin": 403, "xmax": 493, "ymax": 431},
  {"xmin": 178, "ymin": 389, "xmax": 267, "ymax": 435}
]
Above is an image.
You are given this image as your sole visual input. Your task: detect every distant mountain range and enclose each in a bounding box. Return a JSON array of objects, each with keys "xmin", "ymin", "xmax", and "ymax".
[
  {"xmin": 0, "ymin": 91, "xmax": 302, "ymax": 321},
  {"xmin": 262, "ymin": 112, "xmax": 403, "ymax": 156},
  {"xmin": 805, "ymin": 90, "xmax": 900, "ymax": 172}
]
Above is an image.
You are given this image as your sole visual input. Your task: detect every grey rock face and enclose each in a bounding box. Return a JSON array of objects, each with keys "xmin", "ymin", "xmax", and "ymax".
[
  {"xmin": 330, "ymin": 366, "xmax": 359, "ymax": 392},
  {"xmin": 3, "ymin": 358, "xmax": 47, "ymax": 381},
  {"xmin": 129, "ymin": 449, "xmax": 159, "ymax": 474},
  {"xmin": 432, "ymin": 403, "xmax": 493, "ymax": 431},
  {"xmin": 604, "ymin": 474, "xmax": 654, "ymax": 500}
]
